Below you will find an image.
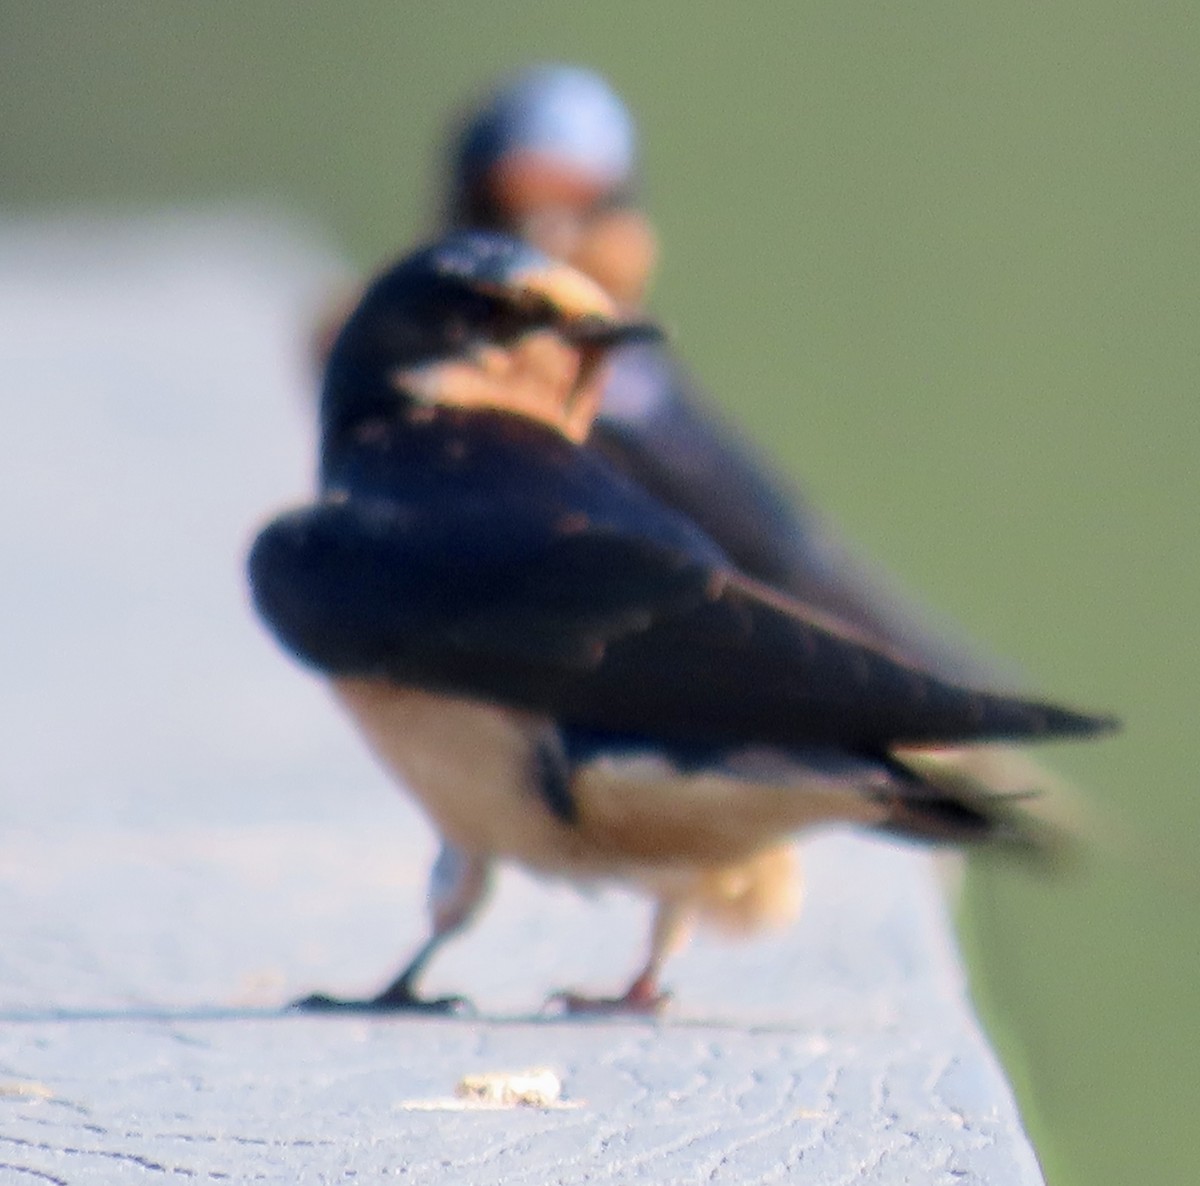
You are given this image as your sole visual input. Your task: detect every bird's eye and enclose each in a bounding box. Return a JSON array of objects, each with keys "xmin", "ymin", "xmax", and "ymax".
[
  {"xmin": 440, "ymin": 292, "xmax": 501, "ymax": 349},
  {"xmin": 442, "ymin": 315, "xmax": 473, "ymax": 349},
  {"xmin": 441, "ymin": 289, "xmax": 556, "ymax": 352},
  {"xmin": 491, "ymin": 301, "xmax": 552, "ymax": 344}
]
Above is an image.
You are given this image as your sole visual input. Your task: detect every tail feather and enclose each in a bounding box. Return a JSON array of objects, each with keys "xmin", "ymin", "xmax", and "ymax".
[{"xmin": 874, "ymin": 744, "xmax": 1086, "ymax": 869}]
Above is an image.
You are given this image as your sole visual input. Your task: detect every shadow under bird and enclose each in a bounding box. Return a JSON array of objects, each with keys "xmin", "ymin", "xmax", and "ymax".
[{"xmin": 249, "ymin": 231, "xmax": 1117, "ymax": 1014}]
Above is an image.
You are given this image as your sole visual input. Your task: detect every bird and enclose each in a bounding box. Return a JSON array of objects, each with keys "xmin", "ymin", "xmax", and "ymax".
[
  {"xmin": 443, "ymin": 64, "xmax": 999, "ymax": 675},
  {"xmin": 443, "ymin": 64, "xmax": 1099, "ymax": 938},
  {"xmin": 249, "ymin": 230, "xmax": 1117, "ymax": 1014},
  {"xmin": 360, "ymin": 62, "xmax": 1091, "ymax": 1006}
]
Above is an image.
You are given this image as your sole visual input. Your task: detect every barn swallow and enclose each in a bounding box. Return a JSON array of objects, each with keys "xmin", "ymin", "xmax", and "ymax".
[
  {"xmin": 250, "ymin": 231, "xmax": 1116, "ymax": 1014},
  {"xmin": 408, "ymin": 64, "xmax": 1092, "ymax": 1005},
  {"xmin": 445, "ymin": 64, "xmax": 1002, "ymax": 679},
  {"xmin": 443, "ymin": 65, "xmax": 1109, "ymax": 940}
]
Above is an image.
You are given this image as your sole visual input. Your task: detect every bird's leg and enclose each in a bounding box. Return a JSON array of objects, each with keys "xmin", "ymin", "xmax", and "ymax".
[
  {"xmin": 549, "ymin": 899, "xmax": 694, "ymax": 1017},
  {"xmin": 295, "ymin": 843, "xmax": 493, "ymax": 1014}
]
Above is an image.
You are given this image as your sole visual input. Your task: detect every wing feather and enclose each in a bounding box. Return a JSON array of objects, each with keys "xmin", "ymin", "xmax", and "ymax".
[{"xmin": 250, "ymin": 491, "xmax": 1114, "ymax": 751}]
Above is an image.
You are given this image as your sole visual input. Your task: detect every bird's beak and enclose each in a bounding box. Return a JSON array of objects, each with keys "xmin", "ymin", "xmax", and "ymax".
[
  {"xmin": 499, "ymin": 259, "xmax": 665, "ymax": 349},
  {"xmin": 561, "ymin": 314, "xmax": 664, "ymax": 349}
]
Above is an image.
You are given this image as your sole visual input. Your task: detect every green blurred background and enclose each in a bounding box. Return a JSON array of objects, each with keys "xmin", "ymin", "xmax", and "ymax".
[{"xmin": 3, "ymin": 4, "xmax": 1195, "ymax": 1182}]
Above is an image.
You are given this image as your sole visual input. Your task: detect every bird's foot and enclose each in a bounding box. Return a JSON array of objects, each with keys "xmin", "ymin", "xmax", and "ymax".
[
  {"xmin": 292, "ymin": 983, "xmax": 473, "ymax": 1015},
  {"xmin": 544, "ymin": 974, "xmax": 672, "ymax": 1018}
]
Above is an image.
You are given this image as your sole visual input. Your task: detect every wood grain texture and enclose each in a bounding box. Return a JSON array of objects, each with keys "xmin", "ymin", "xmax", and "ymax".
[{"xmin": 0, "ymin": 827, "xmax": 1045, "ymax": 1186}]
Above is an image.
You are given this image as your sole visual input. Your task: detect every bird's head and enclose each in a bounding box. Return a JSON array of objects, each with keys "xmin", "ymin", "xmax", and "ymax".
[
  {"xmin": 322, "ymin": 230, "xmax": 663, "ymax": 449},
  {"xmin": 446, "ymin": 64, "xmax": 658, "ymax": 307}
]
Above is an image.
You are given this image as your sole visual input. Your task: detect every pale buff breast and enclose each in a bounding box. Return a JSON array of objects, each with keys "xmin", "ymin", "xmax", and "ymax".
[
  {"xmin": 331, "ymin": 677, "xmax": 594, "ymax": 875},
  {"xmin": 331, "ymin": 677, "xmax": 887, "ymax": 914}
]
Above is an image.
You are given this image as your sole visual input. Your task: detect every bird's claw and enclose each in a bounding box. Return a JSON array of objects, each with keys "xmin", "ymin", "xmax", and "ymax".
[
  {"xmin": 542, "ymin": 985, "xmax": 672, "ymax": 1018},
  {"xmin": 292, "ymin": 988, "xmax": 475, "ymax": 1016}
]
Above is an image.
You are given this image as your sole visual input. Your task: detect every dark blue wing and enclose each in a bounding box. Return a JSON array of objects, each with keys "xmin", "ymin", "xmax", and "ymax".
[{"xmin": 250, "ymin": 412, "xmax": 1113, "ymax": 751}]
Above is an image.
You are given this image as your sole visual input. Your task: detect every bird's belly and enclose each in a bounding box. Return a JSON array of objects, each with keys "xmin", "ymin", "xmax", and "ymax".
[
  {"xmin": 572, "ymin": 750, "xmax": 885, "ymax": 866},
  {"xmin": 330, "ymin": 678, "xmax": 885, "ymax": 926},
  {"xmin": 331, "ymin": 677, "xmax": 598, "ymax": 875}
]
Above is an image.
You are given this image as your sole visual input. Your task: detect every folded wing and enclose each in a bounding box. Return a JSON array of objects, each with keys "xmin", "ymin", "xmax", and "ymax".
[{"xmin": 250, "ymin": 490, "xmax": 1115, "ymax": 753}]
